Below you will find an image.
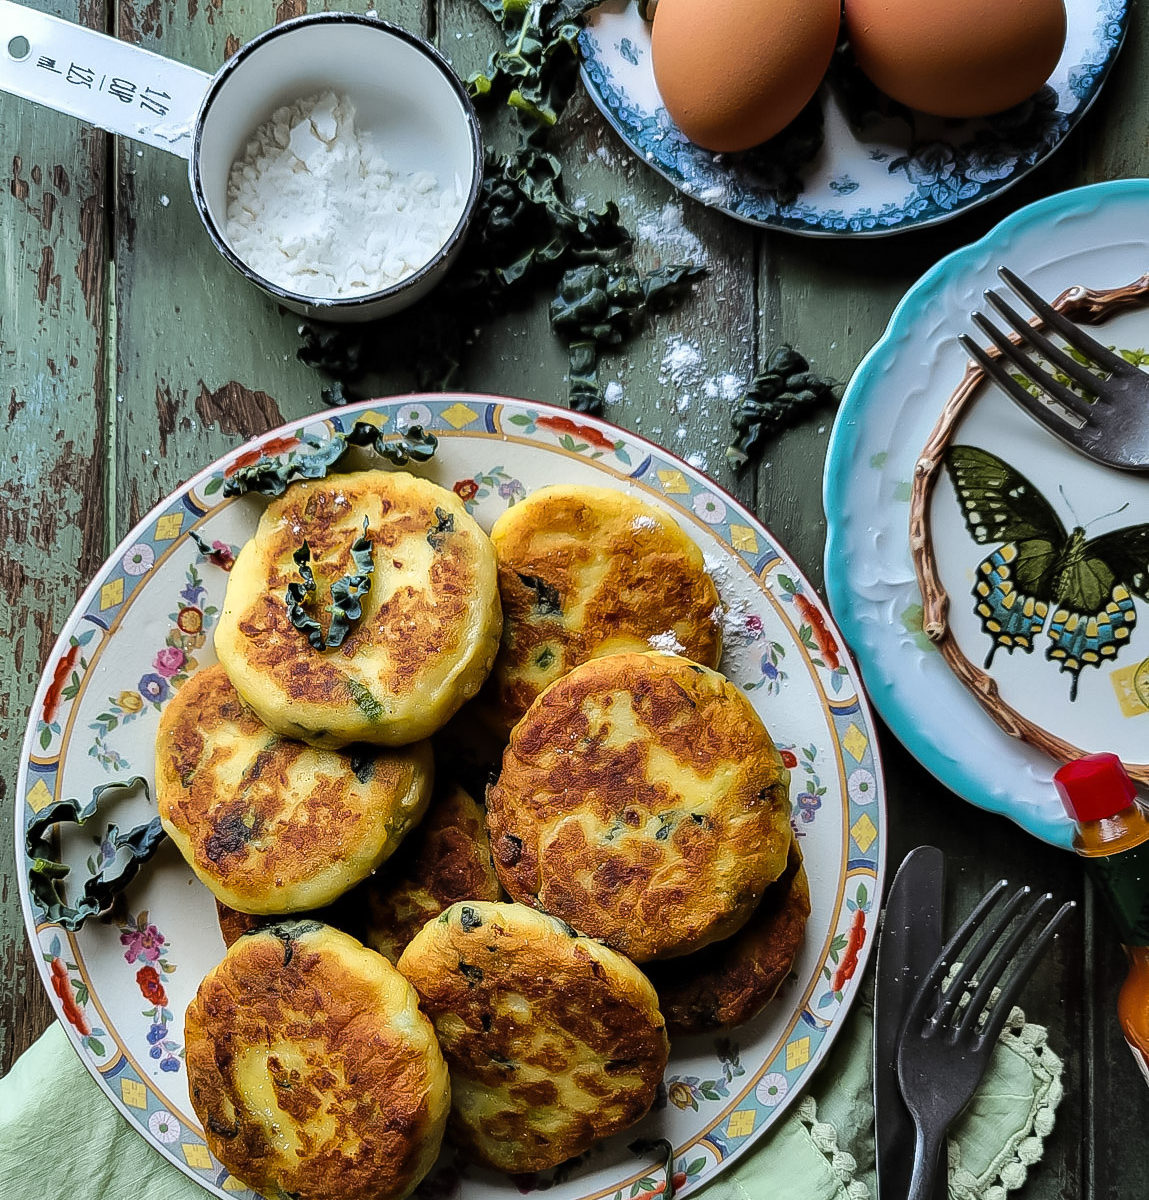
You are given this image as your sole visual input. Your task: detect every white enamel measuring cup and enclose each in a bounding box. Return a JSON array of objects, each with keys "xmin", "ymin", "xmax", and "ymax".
[{"xmin": 0, "ymin": 3, "xmax": 483, "ymax": 321}]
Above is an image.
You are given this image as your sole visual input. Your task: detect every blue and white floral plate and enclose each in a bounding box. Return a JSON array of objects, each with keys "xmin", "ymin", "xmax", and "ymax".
[
  {"xmin": 580, "ymin": 0, "xmax": 1127, "ymax": 235},
  {"xmin": 824, "ymin": 179, "xmax": 1149, "ymax": 849},
  {"xmin": 18, "ymin": 396, "xmax": 885, "ymax": 1200}
]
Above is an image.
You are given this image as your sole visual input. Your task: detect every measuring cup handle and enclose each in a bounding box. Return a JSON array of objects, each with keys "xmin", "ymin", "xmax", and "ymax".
[{"xmin": 0, "ymin": 0, "xmax": 210, "ymax": 156}]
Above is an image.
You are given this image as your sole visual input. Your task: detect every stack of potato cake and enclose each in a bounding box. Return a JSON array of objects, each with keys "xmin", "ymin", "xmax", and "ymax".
[{"xmin": 157, "ymin": 471, "xmax": 809, "ymax": 1200}]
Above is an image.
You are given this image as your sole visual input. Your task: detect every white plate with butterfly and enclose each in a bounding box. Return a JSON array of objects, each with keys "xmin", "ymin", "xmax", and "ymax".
[{"xmin": 824, "ymin": 178, "xmax": 1149, "ymax": 849}]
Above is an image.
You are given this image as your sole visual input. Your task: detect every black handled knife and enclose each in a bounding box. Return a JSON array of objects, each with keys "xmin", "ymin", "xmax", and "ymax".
[{"xmin": 873, "ymin": 845, "xmax": 946, "ymax": 1200}]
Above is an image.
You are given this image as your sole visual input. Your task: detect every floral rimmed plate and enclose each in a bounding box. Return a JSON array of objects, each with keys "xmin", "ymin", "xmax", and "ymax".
[
  {"xmin": 18, "ymin": 395, "xmax": 885, "ymax": 1200},
  {"xmin": 824, "ymin": 179, "xmax": 1149, "ymax": 850},
  {"xmin": 579, "ymin": 0, "xmax": 1127, "ymax": 236}
]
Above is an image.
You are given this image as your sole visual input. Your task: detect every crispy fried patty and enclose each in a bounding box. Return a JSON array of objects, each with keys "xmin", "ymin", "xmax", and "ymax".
[
  {"xmin": 185, "ymin": 921, "xmax": 450, "ymax": 1200},
  {"xmin": 215, "ymin": 469, "xmax": 502, "ymax": 748},
  {"xmin": 646, "ymin": 842, "xmax": 810, "ymax": 1033},
  {"xmin": 356, "ymin": 782, "xmax": 503, "ymax": 964},
  {"xmin": 397, "ymin": 901, "xmax": 668, "ymax": 1173},
  {"xmin": 156, "ymin": 664, "xmax": 433, "ymax": 913},
  {"xmin": 487, "ymin": 652, "xmax": 792, "ymax": 962},
  {"xmin": 484, "ymin": 485, "xmax": 721, "ymax": 734}
]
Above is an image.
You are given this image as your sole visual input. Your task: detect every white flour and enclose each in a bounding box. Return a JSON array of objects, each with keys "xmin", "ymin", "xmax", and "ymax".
[{"xmin": 225, "ymin": 91, "xmax": 464, "ymax": 299}]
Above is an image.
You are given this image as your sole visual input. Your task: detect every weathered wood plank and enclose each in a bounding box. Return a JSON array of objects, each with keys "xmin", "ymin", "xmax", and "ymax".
[{"xmin": 0, "ymin": 0, "xmax": 109, "ymax": 1073}]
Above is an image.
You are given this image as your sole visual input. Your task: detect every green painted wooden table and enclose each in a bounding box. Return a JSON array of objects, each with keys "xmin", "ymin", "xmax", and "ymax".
[{"xmin": 3, "ymin": 2, "xmax": 1147, "ymax": 1195}]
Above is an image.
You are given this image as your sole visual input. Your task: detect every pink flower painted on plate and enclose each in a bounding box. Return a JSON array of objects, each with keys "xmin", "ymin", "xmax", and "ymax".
[
  {"xmin": 121, "ymin": 923, "xmax": 166, "ymax": 964},
  {"xmin": 153, "ymin": 646, "xmax": 186, "ymax": 678}
]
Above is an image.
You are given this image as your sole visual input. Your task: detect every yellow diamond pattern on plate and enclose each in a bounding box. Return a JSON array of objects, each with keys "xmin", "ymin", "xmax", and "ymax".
[
  {"xmin": 222, "ymin": 1175, "xmax": 248, "ymax": 1192},
  {"xmin": 657, "ymin": 468, "xmax": 689, "ymax": 494},
  {"xmin": 730, "ymin": 524, "xmax": 758, "ymax": 554},
  {"xmin": 440, "ymin": 402, "xmax": 478, "ymax": 429},
  {"xmin": 786, "ymin": 1037, "xmax": 810, "ymax": 1071},
  {"xmin": 354, "ymin": 410, "xmax": 388, "ymax": 430},
  {"xmin": 100, "ymin": 578, "xmax": 124, "ymax": 610},
  {"xmin": 182, "ymin": 1143, "xmax": 214, "ymax": 1170},
  {"xmin": 842, "ymin": 723, "xmax": 868, "ymax": 762},
  {"xmin": 26, "ymin": 779, "xmax": 54, "ymax": 813},
  {"xmin": 120, "ymin": 1079, "xmax": 147, "ymax": 1109},
  {"xmin": 154, "ymin": 513, "xmax": 183, "ymax": 541},
  {"xmin": 727, "ymin": 1109, "xmax": 756, "ymax": 1138},
  {"xmin": 851, "ymin": 813, "xmax": 878, "ymax": 854},
  {"xmin": 1112, "ymin": 659, "xmax": 1149, "ymax": 717}
]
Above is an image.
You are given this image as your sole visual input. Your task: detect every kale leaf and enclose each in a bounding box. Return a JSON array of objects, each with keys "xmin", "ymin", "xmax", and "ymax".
[
  {"xmin": 726, "ymin": 345, "xmax": 839, "ymax": 469},
  {"xmin": 27, "ymin": 777, "xmax": 167, "ymax": 931}
]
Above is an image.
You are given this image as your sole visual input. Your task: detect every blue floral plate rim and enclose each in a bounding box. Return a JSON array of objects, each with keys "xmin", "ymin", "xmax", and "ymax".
[{"xmin": 578, "ymin": 0, "xmax": 1128, "ymax": 237}]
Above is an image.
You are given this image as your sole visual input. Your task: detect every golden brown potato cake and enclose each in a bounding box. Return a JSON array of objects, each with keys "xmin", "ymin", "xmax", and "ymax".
[
  {"xmin": 215, "ymin": 784, "xmax": 501, "ymax": 957},
  {"xmin": 156, "ymin": 664, "xmax": 433, "ymax": 913},
  {"xmin": 646, "ymin": 842, "xmax": 810, "ymax": 1033},
  {"xmin": 356, "ymin": 782, "xmax": 503, "ymax": 964},
  {"xmin": 484, "ymin": 485, "xmax": 721, "ymax": 735},
  {"xmin": 487, "ymin": 651, "xmax": 791, "ymax": 962},
  {"xmin": 215, "ymin": 469, "xmax": 501, "ymax": 748},
  {"xmin": 397, "ymin": 901, "xmax": 669, "ymax": 1173},
  {"xmin": 185, "ymin": 921, "xmax": 450, "ymax": 1200}
]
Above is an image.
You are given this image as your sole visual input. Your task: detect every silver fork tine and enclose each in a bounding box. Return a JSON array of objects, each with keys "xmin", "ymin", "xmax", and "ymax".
[
  {"xmin": 998, "ymin": 266, "xmax": 1131, "ymax": 375},
  {"xmin": 951, "ymin": 892, "xmax": 1053, "ymax": 1037},
  {"xmin": 970, "ymin": 311, "xmax": 1094, "ymax": 419},
  {"xmin": 902, "ymin": 879, "xmax": 1010, "ymax": 1033},
  {"xmin": 929, "ymin": 885, "xmax": 1032, "ymax": 1031},
  {"xmin": 957, "ymin": 899, "xmax": 1077, "ymax": 1043},
  {"xmin": 983, "ymin": 289, "xmax": 1105, "ymax": 398},
  {"xmin": 958, "ymin": 335, "xmax": 1081, "ymax": 434}
]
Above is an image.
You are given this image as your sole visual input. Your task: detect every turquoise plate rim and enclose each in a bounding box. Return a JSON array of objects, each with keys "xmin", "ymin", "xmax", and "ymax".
[{"xmin": 823, "ymin": 177, "xmax": 1149, "ymax": 848}]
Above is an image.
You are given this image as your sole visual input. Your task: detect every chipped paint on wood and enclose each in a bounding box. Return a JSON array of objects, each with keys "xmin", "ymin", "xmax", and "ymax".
[{"xmin": 0, "ymin": 0, "xmax": 109, "ymax": 1078}]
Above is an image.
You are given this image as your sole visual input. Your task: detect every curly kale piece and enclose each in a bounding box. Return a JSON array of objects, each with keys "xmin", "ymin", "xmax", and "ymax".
[
  {"xmin": 344, "ymin": 420, "xmax": 438, "ymax": 466},
  {"xmin": 550, "ymin": 262, "xmax": 704, "ymax": 413},
  {"xmin": 222, "ymin": 435, "xmax": 349, "ymax": 498},
  {"xmin": 223, "ymin": 424, "xmax": 437, "ymax": 498},
  {"xmin": 326, "ymin": 519, "xmax": 374, "ymax": 650},
  {"xmin": 469, "ymin": 0, "xmax": 601, "ymax": 129},
  {"xmin": 27, "ymin": 777, "xmax": 167, "ymax": 931},
  {"xmin": 298, "ymin": 321, "xmax": 364, "ymax": 379},
  {"xmin": 286, "ymin": 522, "xmax": 377, "ymax": 651},
  {"xmin": 726, "ymin": 345, "xmax": 839, "ymax": 469},
  {"xmin": 286, "ymin": 541, "xmax": 324, "ymax": 650}
]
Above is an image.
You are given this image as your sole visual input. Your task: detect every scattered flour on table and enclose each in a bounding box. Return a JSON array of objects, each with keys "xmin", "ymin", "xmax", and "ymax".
[
  {"xmin": 225, "ymin": 91, "xmax": 465, "ymax": 299},
  {"xmin": 660, "ymin": 336, "xmax": 703, "ymax": 388},
  {"xmin": 704, "ymin": 373, "xmax": 744, "ymax": 403},
  {"xmin": 603, "ymin": 380, "xmax": 625, "ymax": 406},
  {"xmin": 636, "ymin": 201, "xmax": 707, "ymax": 264}
]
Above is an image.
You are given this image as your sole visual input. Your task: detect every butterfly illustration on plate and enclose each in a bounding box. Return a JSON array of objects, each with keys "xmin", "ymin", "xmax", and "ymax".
[{"xmin": 944, "ymin": 444, "xmax": 1149, "ymax": 701}]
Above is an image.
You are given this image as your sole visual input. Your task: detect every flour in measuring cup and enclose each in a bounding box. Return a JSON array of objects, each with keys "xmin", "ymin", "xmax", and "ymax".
[{"xmin": 225, "ymin": 91, "xmax": 465, "ymax": 299}]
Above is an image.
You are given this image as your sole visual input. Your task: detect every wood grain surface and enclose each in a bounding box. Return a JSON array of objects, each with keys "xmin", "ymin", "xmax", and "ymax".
[{"xmin": 2, "ymin": 2, "xmax": 1148, "ymax": 1196}]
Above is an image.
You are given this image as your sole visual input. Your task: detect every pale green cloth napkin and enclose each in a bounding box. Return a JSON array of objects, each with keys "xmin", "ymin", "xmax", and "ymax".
[{"xmin": 0, "ymin": 982, "xmax": 1062, "ymax": 1200}]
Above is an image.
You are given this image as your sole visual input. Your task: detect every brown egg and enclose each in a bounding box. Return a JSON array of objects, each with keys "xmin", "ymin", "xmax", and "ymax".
[
  {"xmin": 845, "ymin": 0, "xmax": 1066, "ymax": 118},
  {"xmin": 652, "ymin": 0, "xmax": 841, "ymax": 153}
]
